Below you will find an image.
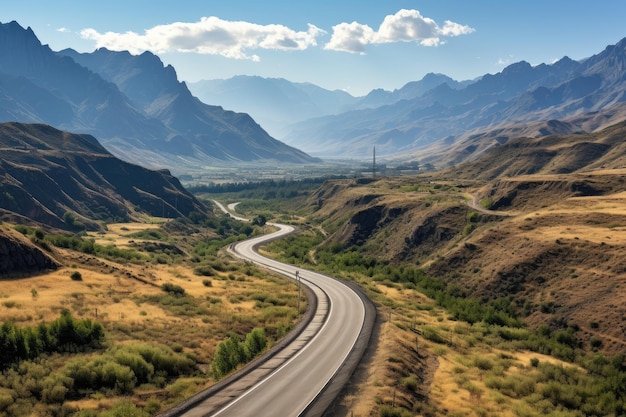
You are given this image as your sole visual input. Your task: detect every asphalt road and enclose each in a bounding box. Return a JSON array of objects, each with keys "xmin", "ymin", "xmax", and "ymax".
[{"xmin": 170, "ymin": 203, "xmax": 369, "ymax": 417}]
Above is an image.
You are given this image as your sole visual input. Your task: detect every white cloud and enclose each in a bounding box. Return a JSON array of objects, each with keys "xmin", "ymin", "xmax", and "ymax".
[
  {"xmin": 325, "ymin": 9, "xmax": 474, "ymax": 53},
  {"xmin": 323, "ymin": 21, "xmax": 375, "ymax": 54},
  {"xmin": 440, "ymin": 20, "xmax": 475, "ymax": 37},
  {"xmin": 80, "ymin": 17, "xmax": 325, "ymax": 60},
  {"xmin": 57, "ymin": 27, "xmax": 70, "ymax": 33}
]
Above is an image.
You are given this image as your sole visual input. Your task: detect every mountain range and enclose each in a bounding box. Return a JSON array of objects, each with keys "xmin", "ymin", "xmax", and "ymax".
[
  {"xmin": 189, "ymin": 38, "xmax": 626, "ymax": 164},
  {"xmin": 0, "ymin": 21, "xmax": 319, "ymax": 173},
  {"xmin": 188, "ymin": 73, "xmax": 466, "ymax": 138},
  {"xmin": 3, "ymin": 19, "xmax": 626, "ymax": 171},
  {"xmin": 280, "ymin": 40, "xmax": 626, "ymax": 160}
]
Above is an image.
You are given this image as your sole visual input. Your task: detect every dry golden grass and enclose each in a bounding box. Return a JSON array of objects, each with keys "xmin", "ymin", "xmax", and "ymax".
[
  {"xmin": 0, "ymin": 221, "xmax": 302, "ymax": 412},
  {"xmin": 334, "ymin": 280, "xmax": 590, "ymax": 417},
  {"xmin": 88, "ymin": 222, "xmax": 163, "ymax": 248},
  {"xmin": 303, "ymin": 171, "xmax": 626, "ymax": 416}
]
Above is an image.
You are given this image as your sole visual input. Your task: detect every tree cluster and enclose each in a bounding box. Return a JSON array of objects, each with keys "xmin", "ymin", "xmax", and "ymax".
[
  {"xmin": 211, "ymin": 328, "xmax": 267, "ymax": 379},
  {"xmin": 0, "ymin": 310, "xmax": 104, "ymax": 369}
]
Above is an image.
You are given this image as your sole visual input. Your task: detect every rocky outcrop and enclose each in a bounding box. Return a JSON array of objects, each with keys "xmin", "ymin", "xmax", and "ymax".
[{"xmin": 0, "ymin": 231, "xmax": 58, "ymax": 276}]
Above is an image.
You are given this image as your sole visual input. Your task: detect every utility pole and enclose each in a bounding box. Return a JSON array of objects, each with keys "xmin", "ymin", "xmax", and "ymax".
[
  {"xmin": 296, "ymin": 270, "xmax": 301, "ymax": 317},
  {"xmin": 373, "ymin": 146, "xmax": 376, "ymax": 178}
]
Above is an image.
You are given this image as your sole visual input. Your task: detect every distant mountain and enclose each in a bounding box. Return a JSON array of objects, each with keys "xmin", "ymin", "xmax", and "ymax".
[
  {"xmin": 187, "ymin": 73, "xmax": 467, "ymax": 138},
  {"xmin": 188, "ymin": 76, "xmax": 358, "ymax": 137},
  {"xmin": 0, "ymin": 122, "xmax": 206, "ymax": 230},
  {"xmin": 0, "ymin": 21, "xmax": 318, "ymax": 172},
  {"xmin": 434, "ymin": 118, "xmax": 626, "ymax": 182},
  {"xmin": 407, "ymin": 100, "xmax": 626, "ymax": 169},
  {"xmin": 353, "ymin": 73, "xmax": 470, "ymax": 110},
  {"xmin": 281, "ymin": 38, "xmax": 626, "ymax": 161}
]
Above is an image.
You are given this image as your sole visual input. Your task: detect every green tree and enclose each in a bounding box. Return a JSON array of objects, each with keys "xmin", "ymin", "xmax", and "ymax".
[
  {"xmin": 252, "ymin": 214, "xmax": 267, "ymax": 226},
  {"xmin": 244, "ymin": 328, "xmax": 267, "ymax": 360},
  {"xmin": 211, "ymin": 335, "xmax": 245, "ymax": 379},
  {"xmin": 63, "ymin": 211, "xmax": 76, "ymax": 228}
]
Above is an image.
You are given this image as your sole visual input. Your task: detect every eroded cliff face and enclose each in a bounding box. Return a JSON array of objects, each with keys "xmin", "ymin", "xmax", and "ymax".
[{"xmin": 0, "ymin": 230, "xmax": 58, "ymax": 276}]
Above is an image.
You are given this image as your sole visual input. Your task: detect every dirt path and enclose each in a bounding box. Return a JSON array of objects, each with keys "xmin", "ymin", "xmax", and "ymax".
[{"xmin": 464, "ymin": 193, "xmax": 517, "ymax": 217}]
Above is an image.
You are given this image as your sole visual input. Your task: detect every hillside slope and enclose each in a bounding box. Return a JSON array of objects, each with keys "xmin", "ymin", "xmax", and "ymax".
[
  {"xmin": 60, "ymin": 48, "xmax": 319, "ymax": 166},
  {"xmin": 0, "ymin": 225, "xmax": 59, "ymax": 276},
  {"xmin": 0, "ymin": 123, "xmax": 206, "ymax": 230},
  {"xmin": 307, "ymin": 121, "xmax": 626, "ymax": 353}
]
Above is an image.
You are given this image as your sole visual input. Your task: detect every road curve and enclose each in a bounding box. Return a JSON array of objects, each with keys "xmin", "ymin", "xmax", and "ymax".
[{"xmin": 163, "ymin": 203, "xmax": 374, "ymax": 417}]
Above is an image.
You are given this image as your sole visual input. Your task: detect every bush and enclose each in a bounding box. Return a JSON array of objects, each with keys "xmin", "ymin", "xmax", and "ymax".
[
  {"xmin": 474, "ymin": 356, "xmax": 494, "ymax": 371},
  {"xmin": 70, "ymin": 271, "xmax": 83, "ymax": 281},
  {"xmin": 211, "ymin": 335, "xmax": 246, "ymax": 379},
  {"xmin": 63, "ymin": 343, "xmax": 195, "ymax": 396},
  {"xmin": 243, "ymin": 328, "xmax": 267, "ymax": 360},
  {"xmin": 194, "ymin": 266, "xmax": 215, "ymax": 276},
  {"xmin": 421, "ymin": 326, "xmax": 446, "ymax": 344},
  {"xmin": 211, "ymin": 328, "xmax": 267, "ymax": 379},
  {"xmin": 113, "ymin": 350, "xmax": 154, "ymax": 383},
  {"xmin": 378, "ymin": 405, "xmax": 412, "ymax": 417},
  {"xmin": 161, "ymin": 283, "xmax": 185, "ymax": 296},
  {"xmin": 102, "ymin": 401, "xmax": 149, "ymax": 417},
  {"xmin": 41, "ymin": 374, "xmax": 72, "ymax": 404},
  {"xmin": 0, "ymin": 310, "xmax": 105, "ymax": 367},
  {"xmin": 401, "ymin": 374, "xmax": 418, "ymax": 391},
  {"xmin": 590, "ymin": 337, "xmax": 603, "ymax": 349}
]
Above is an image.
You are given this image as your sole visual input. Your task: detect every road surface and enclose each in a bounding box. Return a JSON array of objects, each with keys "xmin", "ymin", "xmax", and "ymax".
[{"xmin": 166, "ymin": 202, "xmax": 372, "ymax": 417}]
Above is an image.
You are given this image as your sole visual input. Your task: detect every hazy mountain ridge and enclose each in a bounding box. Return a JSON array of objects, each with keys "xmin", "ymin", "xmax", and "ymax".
[
  {"xmin": 188, "ymin": 73, "xmax": 466, "ymax": 138},
  {"xmin": 280, "ymin": 38, "xmax": 626, "ymax": 161},
  {"xmin": 0, "ymin": 21, "xmax": 318, "ymax": 172},
  {"xmin": 188, "ymin": 76, "xmax": 358, "ymax": 137},
  {"xmin": 0, "ymin": 122, "xmax": 206, "ymax": 230}
]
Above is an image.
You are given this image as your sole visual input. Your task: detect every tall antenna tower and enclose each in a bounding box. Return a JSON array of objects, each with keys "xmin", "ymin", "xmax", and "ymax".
[{"xmin": 372, "ymin": 146, "xmax": 376, "ymax": 178}]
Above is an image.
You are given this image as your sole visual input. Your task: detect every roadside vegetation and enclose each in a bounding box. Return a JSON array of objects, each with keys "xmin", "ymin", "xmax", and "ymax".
[
  {"xmin": 264, "ymin": 225, "xmax": 626, "ymax": 416},
  {"xmin": 0, "ymin": 210, "xmax": 303, "ymax": 417}
]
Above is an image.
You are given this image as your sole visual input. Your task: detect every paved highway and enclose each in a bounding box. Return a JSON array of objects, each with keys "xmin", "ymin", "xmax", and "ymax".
[{"xmin": 170, "ymin": 202, "xmax": 370, "ymax": 417}]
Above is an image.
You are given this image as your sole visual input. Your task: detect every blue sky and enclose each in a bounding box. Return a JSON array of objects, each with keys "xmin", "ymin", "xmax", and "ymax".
[{"xmin": 2, "ymin": 1, "xmax": 626, "ymax": 96}]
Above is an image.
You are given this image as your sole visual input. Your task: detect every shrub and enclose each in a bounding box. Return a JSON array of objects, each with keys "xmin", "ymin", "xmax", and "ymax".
[
  {"xmin": 194, "ymin": 265, "xmax": 215, "ymax": 276},
  {"xmin": 379, "ymin": 405, "xmax": 412, "ymax": 417},
  {"xmin": 401, "ymin": 374, "xmax": 418, "ymax": 391},
  {"xmin": 41, "ymin": 374, "xmax": 72, "ymax": 404},
  {"xmin": 243, "ymin": 328, "xmax": 267, "ymax": 360},
  {"xmin": 0, "ymin": 311, "xmax": 105, "ymax": 367},
  {"xmin": 590, "ymin": 337, "xmax": 603, "ymax": 349},
  {"xmin": 14, "ymin": 224, "xmax": 29, "ymax": 235},
  {"xmin": 421, "ymin": 326, "xmax": 446, "ymax": 344},
  {"xmin": 211, "ymin": 328, "xmax": 267, "ymax": 379},
  {"xmin": 101, "ymin": 401, "xmax": 148, "ymax": 417},
  {"xmin": 113, "ymin": 349, "xmax": 154, "ymax": 383},
  {"xmin": 161, "ymin": 283, "xmax": 185, "ymax": 296},
  {"xmin": 211, "ymin": 335, "xmax": 246, "ymax": 379},
  {"xmin": 474, "ymin": 356, "xmax": 494, "ymax": 371},
  {"xmin": 70, "ymin": 271, "xmax": 83, "ymax": 281}
]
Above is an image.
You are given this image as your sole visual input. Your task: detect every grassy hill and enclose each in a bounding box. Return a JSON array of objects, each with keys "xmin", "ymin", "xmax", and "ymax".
[
  {"xmin": 0, "ymin": 122, "xmax": 206, "ymax": 231},
  {"xmin": 303, "ymin": 120, "xmax": 626, "ymax": 352}
]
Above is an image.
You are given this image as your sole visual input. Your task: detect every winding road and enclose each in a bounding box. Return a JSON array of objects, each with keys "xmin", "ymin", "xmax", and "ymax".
[{"xmin": 163, "ymin": 202, "xmax": 374, "ymax": 417}]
